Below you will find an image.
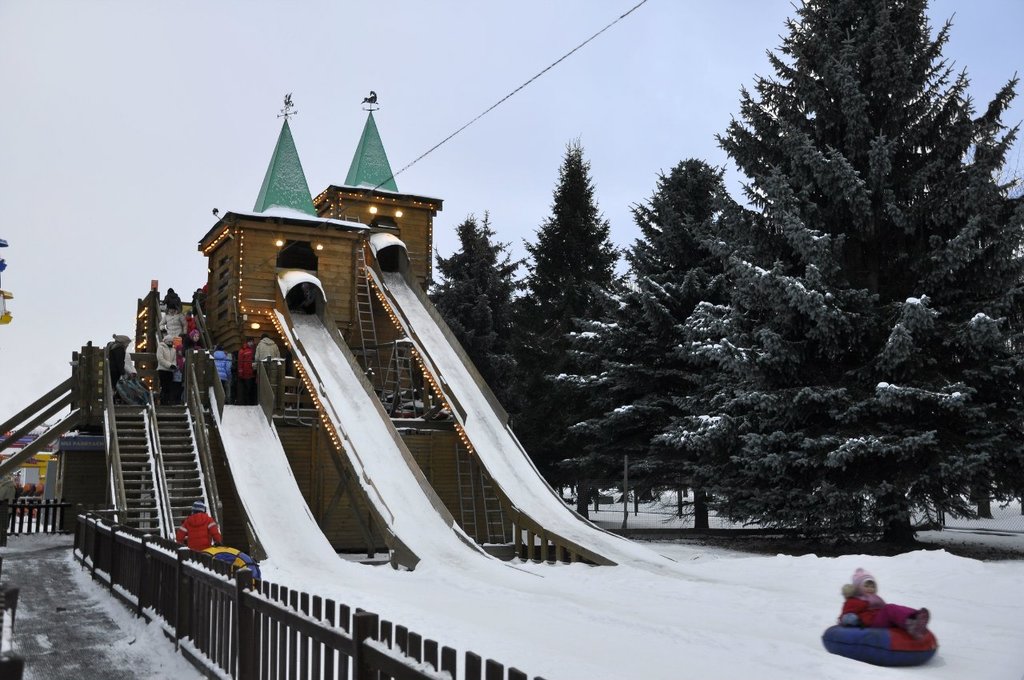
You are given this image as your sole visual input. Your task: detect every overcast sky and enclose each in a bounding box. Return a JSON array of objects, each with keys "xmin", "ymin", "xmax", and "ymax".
[{"xmin": 1, "ymin": 1, "xmax": 1022, "ymax": 420}]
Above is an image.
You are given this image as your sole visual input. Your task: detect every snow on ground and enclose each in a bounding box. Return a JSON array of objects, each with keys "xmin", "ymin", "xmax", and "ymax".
[
  {"xmin": 14, "ymin": 532, "xmax": 1022, "ymax": 680},
  {"xmin": 3, "ymin": 535, "xmax": 205, "ymax": 680},
  {"xmin": 209, "ymin": 394, "xmax": 1024, "ymax": 679}
]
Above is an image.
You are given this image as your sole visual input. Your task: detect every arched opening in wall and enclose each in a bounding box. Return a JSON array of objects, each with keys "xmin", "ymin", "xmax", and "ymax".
[
  {"xmin": 286, "ymin": 281, "xmax": 323, "ymax": 315},
  {"xmin": 276, "ymin": 240, "xmax": 318, "ymax": 271},
  {"xmin": 377, "ymin": 245, "xmax": 403, "ymax": 273}
]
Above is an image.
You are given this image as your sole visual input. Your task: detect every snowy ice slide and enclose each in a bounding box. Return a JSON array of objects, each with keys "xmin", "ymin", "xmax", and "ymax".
[
  {"xmin": 215, "ymin": 406, "xmax": 343, "ymax": 566},
  {"xmin": 375, "ymin": 270, "xmax": 675, "ymax": 570},
  {"xmin": 272, "ymin": 285, "xmax": 490, "ymax": 569}
]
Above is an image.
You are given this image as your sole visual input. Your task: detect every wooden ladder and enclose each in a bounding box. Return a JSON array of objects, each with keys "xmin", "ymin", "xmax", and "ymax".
[
  {"xmin": 455, "ymin": 444, "xmax": 508, "ymax": 543},
  {"xmin": 455, "ymin": 443, "xmax": 479, "ymax": 541},
  {"xmin": 382, "ymin": 339, "xmax": 418, "ymax": 417},
  {"xmin": 355, "ymin": 244, "xmax": 382, "ymax": 392}
]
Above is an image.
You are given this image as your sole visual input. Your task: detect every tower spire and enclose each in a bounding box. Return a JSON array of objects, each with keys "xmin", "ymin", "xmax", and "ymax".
[
  {"xmin": 345, "ymin": 94, "xmax": 397, "ymax": 192},
  {"xmin": 253, "ymin": 95, "xmax": 316, "ymax": 215}
]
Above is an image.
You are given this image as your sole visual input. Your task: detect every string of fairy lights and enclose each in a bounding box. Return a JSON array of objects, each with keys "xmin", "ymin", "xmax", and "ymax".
[{"xmin": 368, "ymin": 273, "xmax": 476, "ymax": 455}]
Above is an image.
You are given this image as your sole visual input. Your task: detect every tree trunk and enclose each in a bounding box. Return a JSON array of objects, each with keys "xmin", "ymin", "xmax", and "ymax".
[
  {"xmin": 576, "ymin": 478, "xmax": 590, "ymax": 519},
  {"xmin": 693, "ymin": 488, "xmax": 709, "ymax": 530},
  {"xmin": 881, "ymin": 515, "xmax": 916, "ymax": 544},
  {"xmin": 971, "ymin": 484, "xmax": 993, "ymax": 519}
]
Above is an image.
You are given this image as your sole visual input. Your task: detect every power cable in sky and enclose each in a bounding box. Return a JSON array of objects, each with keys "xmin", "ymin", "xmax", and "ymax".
[{"xmin": 375, "ymin": 0, "xmax": 651, "ymax": 190}]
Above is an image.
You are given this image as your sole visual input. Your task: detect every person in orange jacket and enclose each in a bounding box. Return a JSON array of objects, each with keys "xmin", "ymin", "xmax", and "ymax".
[{"xmin": 175, "ymin": 501, "xmax": 222, "ymax": 551}]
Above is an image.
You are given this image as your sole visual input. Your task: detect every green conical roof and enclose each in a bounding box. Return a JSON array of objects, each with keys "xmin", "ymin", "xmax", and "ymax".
[
  {"xmin": 253, "ymin": 119, "xmax": 317, "ymax": 215},
  {"xmin": 344, "ymin": 112, "xmax": 398, "ymax": 192}
]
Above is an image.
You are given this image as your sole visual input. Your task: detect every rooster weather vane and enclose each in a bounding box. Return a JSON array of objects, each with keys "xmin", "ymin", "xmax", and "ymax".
[
  {"xmin": 278, "ymin": 93, "xmax": 297, "ymax": 120},
  {"xmin": 361, "ymin": 90, "xmax": 378, "ymax": 111}
]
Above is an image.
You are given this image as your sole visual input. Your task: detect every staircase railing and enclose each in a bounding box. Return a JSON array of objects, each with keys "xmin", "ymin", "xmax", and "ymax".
[
  {"xmin": 144, "ymin": 392, "xmax": 173, "ymax": 539},
  {"xmin": 192, "ymin": 298, "xmax": 215, "ymax": 358},
  {"xmin": 101, "ymin": 349, "xmax": 128, "ymax": 517},
  {"xmin": 186, "ymin": 355, "xmax": 223, "ymax": 527}
]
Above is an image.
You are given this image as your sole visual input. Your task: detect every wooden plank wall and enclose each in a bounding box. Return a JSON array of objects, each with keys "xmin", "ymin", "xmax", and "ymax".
[
  {"xmin": 205, "ymin": 235, "xmax": 242, "ymax": 351},
  {"xmin": 237, "ymin": 224, "xmax": 360, "ymax": 345},
  {"xmin": 277, "ymin": 423, "xmax": 387, "ymax": 553},
  {"xmin": 56, "ymin": 450, "xmax": 107, "ymax": 516},
  {"xmin": 400, "ymin": 429, "xmax": 487, "ymax": 539}
]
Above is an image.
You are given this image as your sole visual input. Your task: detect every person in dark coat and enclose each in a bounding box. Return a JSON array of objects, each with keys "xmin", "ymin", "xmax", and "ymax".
[
  {"xmin": 106, "ymin": 334, "xmax": 131, "ymax": 390},
  {"xmin": 175, "ymin": 501, "xmax": 222, "ymax": 551},
  {"xmin": 163, "ymin": 288, "xmax": 182, "ymax": 312}
]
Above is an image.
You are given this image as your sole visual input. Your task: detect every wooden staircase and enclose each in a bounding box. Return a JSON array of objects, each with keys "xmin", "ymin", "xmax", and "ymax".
[
  {"xmin": 112, "ymin": 406, "xmax": 162, "ymax": 532},
  {"xmin": 152, "ymin": 405, "xmax": 206, "ymax": 532}
]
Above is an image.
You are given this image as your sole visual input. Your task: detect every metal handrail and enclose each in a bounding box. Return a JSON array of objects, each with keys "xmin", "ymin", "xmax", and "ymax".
[
  {"xmin": 144, "ymin": 392, "xmax": 174, "ymax": 538},
  {"xmin": 101, "ymin": 348, "xmax": 128, "ymax": 517},
  {"xmin": 186, "ymin": 357, "xmax": 223, "ymax": 526}
]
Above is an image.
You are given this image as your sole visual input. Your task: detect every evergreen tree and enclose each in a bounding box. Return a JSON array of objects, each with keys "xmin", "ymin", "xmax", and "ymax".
[
  {"xmin": 514, "ymin": 140, "xmax": 619, "ymax": 486},
  {"xmin": 570, "ymin": 160, "xmax": 733, "ymax": 526},
  {"xmin": 681, "ymin": 0, "xmax": 1024, "ymax": 542},
  {"xmin": 431, "ymin": 213, "xmax": 520, "ymax": 408}
]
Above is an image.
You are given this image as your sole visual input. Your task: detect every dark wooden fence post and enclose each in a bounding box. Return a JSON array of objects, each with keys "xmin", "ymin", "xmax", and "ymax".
[
  {"xmin": 108, "ymin": 524, "xmax": 119, "ymax": 592},
  {"xmin": 352, "ymin": 611, "xmax": 379, "ymax": 680},
  {"xmin": 175, "ymin": 547, "xmax": 192, "ymax": 649},
  {"xmin": 0, "ymin": 656, "xmax": 24, "ymax": 680},
  {"xmin": 466, "ymin": 651, "xmax": 482, "ymax": 680},
  {"xmin": 137, "ymin": 534, "xmax": 151, "ymax": 618},
  {"xmin": 234, "ymin": 567, "xmax": 254, "ymax": 680}
]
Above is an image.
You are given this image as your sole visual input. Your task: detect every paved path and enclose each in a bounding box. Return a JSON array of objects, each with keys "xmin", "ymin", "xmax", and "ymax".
[{"xmin": 2, "ymin": 534, "xmax": 203, "ymax": 680}]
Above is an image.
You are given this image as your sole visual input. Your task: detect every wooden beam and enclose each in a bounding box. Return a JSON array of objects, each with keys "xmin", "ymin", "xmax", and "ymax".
[
  {"xmin": 0, "ymin": 393, "xmax": 74, "ymax": 453},
  {"xmin": 0, "ymin": 410, "xmax": 81, "ymax": 477},
  {"xmin": 0, "ymin": 377, "xmax": 73, "ymax": 437}
]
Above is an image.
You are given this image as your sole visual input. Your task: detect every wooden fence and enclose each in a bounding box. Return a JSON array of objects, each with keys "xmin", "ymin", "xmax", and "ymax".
[
  {"xmin": 75, "ymin": 514, "xmax": 546, "ymax": 680},
  {"xmin": 0, "ymin": 500, "xmax": 72, "ymax": 547}
]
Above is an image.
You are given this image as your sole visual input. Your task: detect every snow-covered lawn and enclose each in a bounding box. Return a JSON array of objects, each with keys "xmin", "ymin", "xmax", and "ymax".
[{"xmin": 6, "ymin": 528, "xmax": 1024, "ymax": 679}]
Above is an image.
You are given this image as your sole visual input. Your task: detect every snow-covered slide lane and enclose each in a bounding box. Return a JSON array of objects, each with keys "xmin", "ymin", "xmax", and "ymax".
[
  {"xmin": 276, "ymin": 307, "xmax": 493, "ymax": 569},
  {"xmin": 375, "ymin": 270, "xmax": 678, "ymax": 572},
  {"xmin": 215, "ymin": 405, "xmax": 344, "ymax": 566}
]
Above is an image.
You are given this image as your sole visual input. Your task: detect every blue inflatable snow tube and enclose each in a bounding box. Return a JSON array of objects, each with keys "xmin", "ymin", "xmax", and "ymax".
[{"xmin": 822, "ymin": 625, "xmax": 937, "ymax": 666}]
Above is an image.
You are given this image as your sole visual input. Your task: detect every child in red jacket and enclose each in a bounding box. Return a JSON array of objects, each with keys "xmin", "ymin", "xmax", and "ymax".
[
  {"xmin": 839, "ymin": 568, "xmax": 930, "ymax": 639},
  {"xmin": 175, "ymin": 500, "xmax": 223, "ymax": 551}
]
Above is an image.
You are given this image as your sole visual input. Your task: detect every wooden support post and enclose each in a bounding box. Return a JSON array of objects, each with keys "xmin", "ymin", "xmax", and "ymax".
[
  {"xmin": 175, "ymin": 547, "xmax": 192, "ymax": 649},
  {"xmin": 485, "ymin": 659, "xmax": 504, "ymax": 680},
  {"xmin": 137, "ymin": 534, "xmax": 150, "ymax": 618},
  {"xmin": 352, "ymin": 610, "xmax": 379, "ymax": 680},
  {"xmin": 466, "ymin": 651, "xmax": 482, "ymax": 680},
  {"xmin": 108, "ymin": 525, "xmax": 118, "ymax": 592},
  {"xmin": 234, "ymin": 567, "xmax": 255, "ymax": 680}
]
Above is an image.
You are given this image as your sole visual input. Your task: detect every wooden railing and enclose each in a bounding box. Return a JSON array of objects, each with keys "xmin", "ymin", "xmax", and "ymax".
[
  {"xmin": 0, "ymin": 500, "xmax": 72, "ymax": 547},
  {"xmin": 185, "ymin": 356, "xmax": 223, "ymax": 527},
  {"xmin": 144, "ymin": 392, "xmax": 174, "ymax": 538},
  {"xmin": 75, "ymin": 514, "xmax": 546, "ymax": 680},
  {"xmin": 102, "ymin": 348, "xmax": 129, "ymax": 516}
]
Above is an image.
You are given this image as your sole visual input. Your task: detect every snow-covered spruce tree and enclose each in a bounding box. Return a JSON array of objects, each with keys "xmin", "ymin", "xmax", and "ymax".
[
  {"xmin": 514, "ymin": 140, "xmax": 619, "ymax": 487},
  {"xmin": 431, "ymin": 213, "xmax": 520, "ymax": 409},
  {"xmin": 570, "ymin": 160, "xmax": 734, "ymax": 526},
  {"xmin": 682, "ymin": 0, "xmax": 1024, "ymax": 542}
]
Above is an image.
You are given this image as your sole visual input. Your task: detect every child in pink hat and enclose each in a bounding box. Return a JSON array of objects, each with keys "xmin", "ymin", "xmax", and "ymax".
[{"xmin": 839, "ymin": 568, "xmax": 931, "ymax": 640}]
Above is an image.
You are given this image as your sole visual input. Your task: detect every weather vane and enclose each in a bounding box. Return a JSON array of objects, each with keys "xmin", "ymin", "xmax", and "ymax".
[
  {"xmin": 361, "ymin": 90, "xmax": 378, "ymax": 112},
  {"xmin": 278, "ymin": 93, "xmax": 297, "ymax": 120}
]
